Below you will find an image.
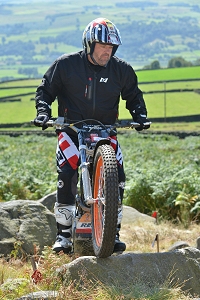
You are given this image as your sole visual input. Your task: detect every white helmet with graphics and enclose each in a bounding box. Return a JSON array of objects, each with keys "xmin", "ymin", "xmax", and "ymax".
[{"xmin": 82, "ymin": 17, "xmax": 122, "ymax": 56}]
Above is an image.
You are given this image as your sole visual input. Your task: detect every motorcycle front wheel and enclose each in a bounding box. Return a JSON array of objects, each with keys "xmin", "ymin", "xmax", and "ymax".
[{"xmin": 92, "ymin": 144, "xmax": 119, "ymax": 258}]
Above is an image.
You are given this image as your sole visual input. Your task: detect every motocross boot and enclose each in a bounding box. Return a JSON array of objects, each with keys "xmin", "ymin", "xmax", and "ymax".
[{"xmin": 52, "ymin": 203, "xmax": 75, "ymax": 254}]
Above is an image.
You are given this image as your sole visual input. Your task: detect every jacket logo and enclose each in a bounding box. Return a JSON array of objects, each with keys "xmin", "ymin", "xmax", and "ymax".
[{"xmin": 100, "ymin": 77, "xmax": 108, "ymax": 83}]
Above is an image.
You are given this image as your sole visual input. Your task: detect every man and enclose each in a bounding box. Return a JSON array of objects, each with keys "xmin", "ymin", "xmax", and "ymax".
[{"xmin": 34, "ymin": 18, "xmax": 150, "ymax": 254}]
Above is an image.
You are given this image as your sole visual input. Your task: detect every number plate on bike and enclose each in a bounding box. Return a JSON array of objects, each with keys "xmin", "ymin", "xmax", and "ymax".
[{"xmin": 75, "ymin": 213, "xmax": 92, "ymax": 237}]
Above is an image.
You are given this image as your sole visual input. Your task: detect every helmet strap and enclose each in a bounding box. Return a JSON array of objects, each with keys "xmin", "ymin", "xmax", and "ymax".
[
  {"xmin": 89, "ymin": 43, "xmax": 99, "ymax": 64},
  {"xmin": 112, "ymin": 45, "xmax": 118, "ymax": 56},
  {"xmin": 90, "ymin": 53, "xmax": 99, "ymax": 65},
  {"xmin": 89, "ymin": 42, "xmax": 96, "ymax": 56}
]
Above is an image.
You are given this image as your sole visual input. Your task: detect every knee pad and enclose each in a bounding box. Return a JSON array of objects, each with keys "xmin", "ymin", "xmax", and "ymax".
[{"xmin": 54, "ymin": 203, "xmax": 75, "ymax": 226}]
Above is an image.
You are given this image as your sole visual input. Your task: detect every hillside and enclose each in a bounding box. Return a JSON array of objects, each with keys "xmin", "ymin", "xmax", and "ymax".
[{"xmin": 0, "ymin": 0, "xmax": 200, "ymax": 81}]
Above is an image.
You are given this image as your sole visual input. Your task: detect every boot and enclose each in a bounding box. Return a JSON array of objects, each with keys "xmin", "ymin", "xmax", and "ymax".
[
  {"xmin": 52, "ymin": 203, "xmax": 75, "ymax": 254},
  {"xmin": 113, "ymin": 232, "xmax": 126, "ymax": 253},
  {"xmin": 113, "ymin": 207, "xmax": 126, "ymax": 253},
  {"xmin": 53, "ymin": 234, "xmax": 72, "ymax": 254}
]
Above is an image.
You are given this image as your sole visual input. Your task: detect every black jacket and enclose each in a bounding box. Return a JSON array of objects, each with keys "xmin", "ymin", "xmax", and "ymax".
[{"xmin": 35, "ymin": 50, "xmax": 147, "ymax": 125}]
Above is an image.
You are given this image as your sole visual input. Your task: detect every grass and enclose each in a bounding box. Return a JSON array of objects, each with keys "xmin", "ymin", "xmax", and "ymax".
[
  {"xmin": 148, "ymin": 122, "xmax": 200, "ymax": 132},
  {"xmin": 121, "ymin": 218, "xmax": 199, "ymax": 254},
  {"xmin": 0, "ymin": 78, "xmax": 40, "ymax": 87},
  {"xmin": 119, "ymin": 91, "xmax": 200, "ymax": 119},
  {"xmin": 0, "ymin": 66, "xmax": 200, "ymax": 128},
  {"xmin": 0, "ymin": 87, "xmax": 35, "ymax": 97},
  {"xmin": 0, "ymin": 219, "xmax": 198, "ymax": 299},
  {"xmin": 139, "ymin": 80, "xmax": 200, "ymax": 92},
  {"xmin": 1, "ymin": 91, "xmax": 199, "ymax": 125},
  {"xmin": 136, "ymin": 66, "xmax": 200, "ymax": 82}
]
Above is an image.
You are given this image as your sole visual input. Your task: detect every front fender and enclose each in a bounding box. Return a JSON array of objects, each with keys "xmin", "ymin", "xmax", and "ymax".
[{"xmin": 93, "ymin": 138, "xmax": 111, "ymax": 161}]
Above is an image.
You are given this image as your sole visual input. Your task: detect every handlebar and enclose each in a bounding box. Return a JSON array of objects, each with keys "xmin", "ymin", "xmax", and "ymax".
[{"xmin": 32, "ymin": 117, "xmax": 151, "ymax": 130}]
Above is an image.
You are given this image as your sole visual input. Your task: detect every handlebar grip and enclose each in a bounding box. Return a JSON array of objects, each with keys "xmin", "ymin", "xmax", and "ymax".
[
  {"xmin": 143, "ymin": 122, "xmax": 151, "ymax": 126},
  {"xmin": 30, "ymin": 119, "xmax": 55, "ymax": 127},
  {"xmin": 45, "ymin": 120, "xmax": 54, "ymax": 127},
  {"xmin": 127, "ymin": 121, "xmax": 151, "ymax": 129}
]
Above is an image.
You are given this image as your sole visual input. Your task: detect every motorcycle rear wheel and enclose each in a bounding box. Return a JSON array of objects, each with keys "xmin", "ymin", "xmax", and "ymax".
[{"xmin": 92, "ymin": 144, "xmax": 118, "ymax": 258}]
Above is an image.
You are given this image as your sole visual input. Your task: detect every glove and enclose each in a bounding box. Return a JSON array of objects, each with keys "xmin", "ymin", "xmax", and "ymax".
[
  {"xmin": 132, "ymin": 105, "xmax": 150, "ymax": 131},
  {"xmin": 134, "ymin": 113, "xmax": 150, "ymax": 131},
  {"xmin": 34, "ymin": 114, "xmax": 49, "ymax": 130}
]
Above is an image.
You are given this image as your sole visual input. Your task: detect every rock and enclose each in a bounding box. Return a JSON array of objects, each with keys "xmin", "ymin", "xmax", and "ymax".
[
  {"xmin": 0, "ymin": 238, "xmax": 17, "ymax": 256},
  {"xmin": 122, "ymin": 205, "xmax": 155, "ymax": 224},
  {"xmin": 197, "ymin": 237, "xmax": 200, "ymax": 250},
  {"xmin": 16, "ymin": 291, "xmax": 58, "ymax": 299},
  {"xmin": 57, "ymin": 247, "xmax": 200, "ymax": 297},
  {"xmin": 168, "ymin": 241, "xmax": 190, "ymax": 251},
  {"xmin": 0, "ymin": 200, "xmax": 56, "ymax": 256},
  {"xmin": 38, "ymin": 191, "xmax": 56, "ymax": 212}
]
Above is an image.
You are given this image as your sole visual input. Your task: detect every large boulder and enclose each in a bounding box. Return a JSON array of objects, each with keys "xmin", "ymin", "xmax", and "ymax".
[
  {"xmin": 0, "ymin": 200, "xmax": 56, "ymax": 256},
  {"xmin": 122, "ymin": 205, "xmax": 155, "ymax": 224},
  {"xmin": 57, "ymin": 247, "xmax": 200, "ymax": 297}
]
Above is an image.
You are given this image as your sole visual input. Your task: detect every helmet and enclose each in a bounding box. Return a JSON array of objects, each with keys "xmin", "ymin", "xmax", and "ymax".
[{"xmin": 82, "ymin": 18, "xmax": 122, "ymax": 56}]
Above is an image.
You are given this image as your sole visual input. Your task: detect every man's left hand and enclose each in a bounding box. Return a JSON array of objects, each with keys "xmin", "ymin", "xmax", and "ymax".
[{"xmin": 134, "ymin": 114, "xmax": 151, "ymax": 131}]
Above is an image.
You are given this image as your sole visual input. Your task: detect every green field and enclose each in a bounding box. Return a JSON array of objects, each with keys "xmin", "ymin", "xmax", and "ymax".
[
  {"xmin": 136, "ymin": 66, "xmax": 200, "ymax": 82},
  {"xmin": 119, "ymin": 91, "xmax": 200, "ymax": 119},
  {"xmin": 0, "ymin": 66, "xmax": 200, "ymax": 130}
]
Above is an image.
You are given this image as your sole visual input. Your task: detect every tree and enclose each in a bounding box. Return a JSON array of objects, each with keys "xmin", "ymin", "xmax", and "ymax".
[
  {"xmin": 18, "ymin": 67, "xmax": 38, "ymax": 78},
  {"xmin": 168, "ymin": 57, "xmax": 193, "ymax": 68},
  {"xmin": 194, "ymin": 58, "xmax": 200, "ymax": 66},
  {"xmin": 150, "ymin": 60, "xmax": 161, "ymax": 69},
  {"xmin": 143, "ymin": 60, "xmax": 161, "ymax": 70}
]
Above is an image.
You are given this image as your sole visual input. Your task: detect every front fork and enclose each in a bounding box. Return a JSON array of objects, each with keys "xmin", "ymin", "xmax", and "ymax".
[
  {"xmin": 80, "ymin": 159, "xmax": 93, "ymax": 205},
  {"xmin": 78, "ymin": 130, "xmax": 93, "ymax": 205}
]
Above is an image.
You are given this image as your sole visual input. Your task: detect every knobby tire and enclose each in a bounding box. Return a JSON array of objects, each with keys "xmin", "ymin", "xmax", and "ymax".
[{"xmin": 92, "ymin": 144, "xmax": 118, "ymax": 258}]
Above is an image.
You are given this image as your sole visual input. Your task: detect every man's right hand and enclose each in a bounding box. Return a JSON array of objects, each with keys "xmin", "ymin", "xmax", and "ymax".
[{"xmin": 34, "ymin": 114, "xmax": 49, "ymax": 128}]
